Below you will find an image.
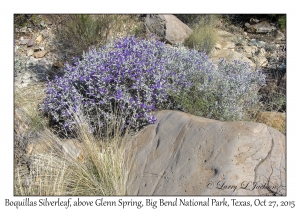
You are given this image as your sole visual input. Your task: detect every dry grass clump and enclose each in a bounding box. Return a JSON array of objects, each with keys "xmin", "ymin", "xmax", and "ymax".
[
  {"xmin": 14, "ymin": 83, "xmax": 130, "ymax": 196},
  {"xmin": 254, "ymin": 111, "xmax": 286, "ymax": 134},
  {"xmin": 183, "ymin": 15, "xmax": 219, "ymax": 54},
  {"xmin": 14, "ymin": 118, "xmax": 130, "ymax": 196},
  {"xmin": 14, "ymin": 83, "xmax": 48, "ymax": 133}
]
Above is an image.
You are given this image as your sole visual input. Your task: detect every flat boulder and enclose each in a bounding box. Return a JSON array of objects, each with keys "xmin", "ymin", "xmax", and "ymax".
[
  {"xmin": 145, "ymin": 14, "xmax": 192, "ymax": 45},
  {"xmin": 125, "ymin": 110, "xmax": 286, "ymax": 195}
]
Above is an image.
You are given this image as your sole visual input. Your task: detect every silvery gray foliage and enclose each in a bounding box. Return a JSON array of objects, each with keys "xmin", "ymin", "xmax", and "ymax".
[
  {"xmin": 206, "ymin": 59, "xmax": 266, "ymax": 121},
  {"xmin": 40, "ymin": 36, "xmax": 266, "ymax": 133},
  {"xmin": 41, "ymin": 36, "xmax": 199, "ymax": 132},
  {"xmin": 170, "ymin": 45, "xmax": 266, "ymax": 121}
]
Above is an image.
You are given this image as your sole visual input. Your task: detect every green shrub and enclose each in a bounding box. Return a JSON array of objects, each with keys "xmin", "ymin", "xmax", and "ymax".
[
  {"xmin": 184, "ymin": 24, "xmax": 218, "ymax": 54},
  {"xmin": 55, "ymin": 14, "xmax": 143, "ymax": 59},
  {"xmin": 169, "ymin": 83, "xmax": 220, "ymax": 118},
  {"xmin": 268, "ymin": 14, "xmax": 286, "ymax": 30},
  {"xmin": 278, "ymin": 15, "xmax": 286, "ymax": 29}
]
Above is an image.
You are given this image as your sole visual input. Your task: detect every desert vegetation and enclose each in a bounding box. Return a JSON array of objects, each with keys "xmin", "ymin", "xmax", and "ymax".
[{"xmin": 14, "ymin": 14, "xmax": 285, "ymax": 195}]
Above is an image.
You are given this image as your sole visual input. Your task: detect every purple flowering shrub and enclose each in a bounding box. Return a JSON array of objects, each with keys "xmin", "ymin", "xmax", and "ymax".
[
  {"xmin": 40, "ymin": 36, "xmax": 205, "ymax": 133},
  {"xmin": 40, "ymin": 36, "xmax": 266, "ymax": 134}
]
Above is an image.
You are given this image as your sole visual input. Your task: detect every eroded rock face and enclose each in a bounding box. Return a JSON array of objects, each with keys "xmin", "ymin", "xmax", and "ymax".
[{"xmin": 125, "ymin": 110, "xmax": 286, "ymax": 195}]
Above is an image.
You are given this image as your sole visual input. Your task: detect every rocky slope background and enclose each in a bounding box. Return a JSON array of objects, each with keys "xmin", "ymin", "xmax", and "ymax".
[{"xmin": 14, "ymin": 14, "xmax": 286, "ymax": 196}]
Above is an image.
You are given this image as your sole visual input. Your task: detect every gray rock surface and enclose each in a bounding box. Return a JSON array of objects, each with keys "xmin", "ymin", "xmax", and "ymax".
[
  {"xmin": 20, "ymin": 39, "xmax": 29, "ymax": 45},
  {"xmin": 245, "ymin": 21, "xmax": 276, "ymax": 34},
  {"xmin": 145, "ymin": 14, "xmax": 192, "ymax": 45},
  {"xmin": 125, "ymin": 110, "xmax": 286, "ymax": 195},
  {"xmin": 27, "ymin": 39, "xmax": 35, "ymax": 47}
]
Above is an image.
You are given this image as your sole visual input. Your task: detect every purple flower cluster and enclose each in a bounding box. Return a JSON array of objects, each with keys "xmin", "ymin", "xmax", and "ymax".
[
  {"xmin": 41, "ymin": 36, "xmax": 212, "ymax": 132},
  {"xmin": 40, "ymin": 36, "xmax": 266, "ymax": 133}
]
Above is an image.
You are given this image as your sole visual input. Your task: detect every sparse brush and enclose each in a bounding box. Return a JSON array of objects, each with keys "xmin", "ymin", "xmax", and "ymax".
[
  {"xmin": 263, "ymin": 92, "xmax": 286, "ymax": 112},
  {"xmin": 53, "ymin": 14, "xmax": 144, "ymax": 59},
  {"xmin": 184, "ymin": 24, "xmax": 218, "ymax": 54}
]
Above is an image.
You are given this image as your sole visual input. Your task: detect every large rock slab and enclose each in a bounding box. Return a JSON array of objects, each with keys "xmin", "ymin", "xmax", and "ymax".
[
  {"xmin": 125, "ymin": 110, "xmax": 286, "ymax": 195},
  {"xmin": 145, "ymin": 14, "xmax": 192, "ymax": 45}
]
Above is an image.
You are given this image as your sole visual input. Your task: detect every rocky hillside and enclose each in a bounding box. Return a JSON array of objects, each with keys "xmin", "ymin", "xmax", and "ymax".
[
  {"xmin": 14, "ymin": 14, "xmax": 286, "ymax": 132},
  {"xmin": 14, "ymin": 14, "xmax": 286, "ymax": 196}
]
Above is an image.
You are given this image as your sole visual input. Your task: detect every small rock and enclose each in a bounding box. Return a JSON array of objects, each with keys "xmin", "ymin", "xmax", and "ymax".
[
  {"xmin": 245, "ymin": 22, "xmax": 251, "ymax": 28},
  {"xmin": 35, "ymin": 35, "xmax": 43, "ymax": 44},
  {"xmin": 27, "ymin": 49, "xmax": 34, "ymax": 56},
  {"xmin": 40, "ymin": 20, "xmax": 45, "ymax": 27},
  {"xmin": 241, "ymin": 40, "xmax": 248, "ymax": 46},
  {"xmin": 34, "ymin": 50, "xmax": 48, "ymax": 58},
  {"xmin": 275, "ymin": 30, "xmax": 285, "ymax": 41},
  {"xmin": 20, "ymin": 27, "xmax": 27, "ymax": 33},
  {"xmin": 257, "ymin": 41, "xmax": 266, "ymax": 48},
  {"xmin": 41, "ymin": 29, "xmax": 50, "ymax": 38},
  {"xmin": 253, "ymin": 55, "xmax": 268, "ymax": 67},
  {"xmin": 250, "ymin": 18, "xmax": 259, "ymax": 25},
  {"xmin": 242, "ymin": 46, "xmax": 257, "ymax": 58},
  {"xmin": 223, "ymin": 41, "xmax": 235, "ymax": 49},
  {"xmin": 214, "ymin": 43, "xmax": 222, "ymax": 50},
  {"xmin": 249, "ymin": 39, "xmax": 257, "ymax": 46},
  {"xmin": 33, "ymin": 47, "xmax": 41, "ymax": 52},
  {"xmin": 258, "ymin": 48, "xmax": 266, "ymax": 57},
  {"xmin": 20, "ymin": 39, "xmax": 29, "ymax": 45},
  {"xmin": 27, "ymin": 39, "xmax": 35, "ymax": 47}
]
